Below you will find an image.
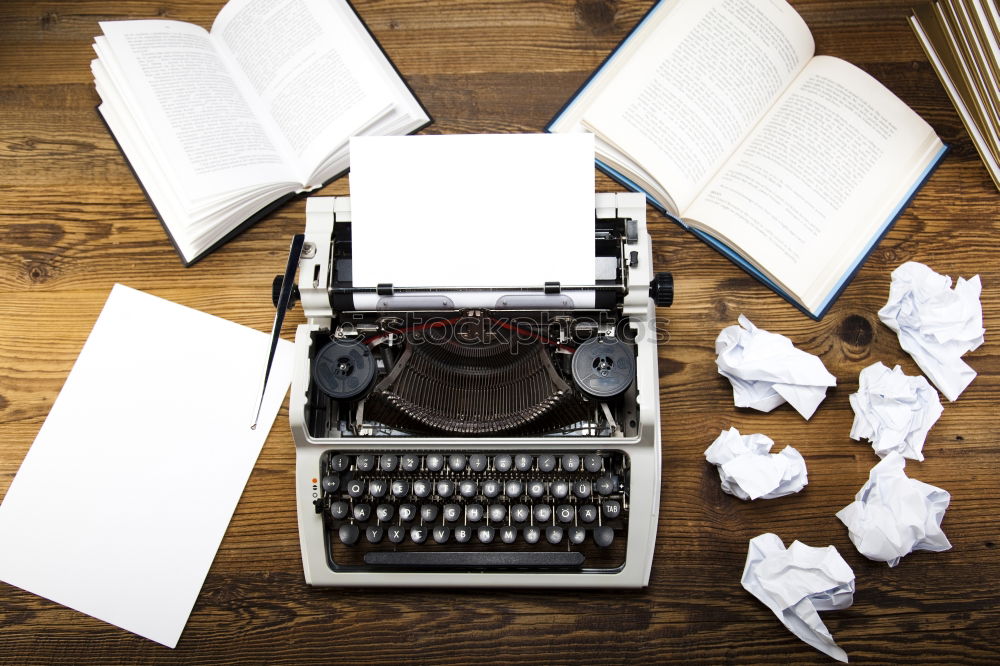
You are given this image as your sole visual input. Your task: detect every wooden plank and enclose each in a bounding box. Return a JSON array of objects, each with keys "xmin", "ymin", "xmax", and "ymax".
[{"xmin": 0, "ymin": 0, "xmax": 998, "ymax": 662}]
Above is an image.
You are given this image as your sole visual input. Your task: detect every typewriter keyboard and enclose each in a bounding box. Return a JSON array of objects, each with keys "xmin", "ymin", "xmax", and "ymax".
[{"xmin": 315, "ymin": 450, "xmax": 629, "ymax": 571}]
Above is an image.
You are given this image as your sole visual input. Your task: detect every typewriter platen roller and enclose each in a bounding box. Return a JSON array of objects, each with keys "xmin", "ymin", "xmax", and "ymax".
[{"xmin": 286, "ymin": 192, "xmax": 672, "ymax": 587}]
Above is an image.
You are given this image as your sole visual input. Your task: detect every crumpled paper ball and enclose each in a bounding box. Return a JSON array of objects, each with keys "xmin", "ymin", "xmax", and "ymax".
[
  {"xmin": 715, "ymin": 315, "xmax": 836, "ymax": 419},
  {"xmin": 704, "ymin": 427, "xmax": 807, "ymax": 500},
  {"xmin": 878, "ymin": 261, "xmax": 984, "ymax": 401},
  {"xmin": 742, "ymin": 533, "xmax": 855, "ymax": 662},
  {"xmin": 836, "ymin": 452, "xmax": 951, "ymax": 567},
  {"xmin": 849, "ymin": 361, "xmax": 943, "ymax": 461}
]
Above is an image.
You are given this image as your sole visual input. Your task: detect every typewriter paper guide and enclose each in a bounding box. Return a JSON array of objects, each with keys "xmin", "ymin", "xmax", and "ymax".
[
  {"xmin": 348, "ymin": 133, "xmax": 596, "ymax": 293},
  {"xmin": 0, "ymin": 284, "xmax": 293, "ymax": 648}
]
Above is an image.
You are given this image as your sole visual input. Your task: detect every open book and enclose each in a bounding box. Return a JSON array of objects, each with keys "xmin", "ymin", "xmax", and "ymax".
[
  {"xmin": 549, "ymin": 0, "xmax": 946, "ymax": 319},
  {"xmin": 911, "ymin": 1, "xmax": 1000, "ymax": 191},
  {"xmin": 92, "ymin": 0, "xmax": 430, "ymax": 265}
]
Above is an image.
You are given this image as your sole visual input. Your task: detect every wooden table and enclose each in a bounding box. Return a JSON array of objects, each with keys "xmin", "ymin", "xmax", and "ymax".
[{"xmin": 1, "ymin": 1, "xmax": 997, "ymax": 662}]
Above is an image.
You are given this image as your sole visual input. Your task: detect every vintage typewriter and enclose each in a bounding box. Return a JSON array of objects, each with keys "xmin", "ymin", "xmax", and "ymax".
[{"xmin": 281, "ymin": 192, "xmax": 672, "ymax": 587}]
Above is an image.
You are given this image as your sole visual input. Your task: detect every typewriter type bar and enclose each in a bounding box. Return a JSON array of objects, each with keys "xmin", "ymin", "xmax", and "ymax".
[{"xmin": 288, "ymin": 192, "xmax": 670, "ymax": 588}]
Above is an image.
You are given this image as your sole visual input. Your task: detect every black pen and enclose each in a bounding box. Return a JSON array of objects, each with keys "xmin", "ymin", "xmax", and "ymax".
[{"xmin": 251, "ymin": 233, "xmax": 304, "ymax": 430}]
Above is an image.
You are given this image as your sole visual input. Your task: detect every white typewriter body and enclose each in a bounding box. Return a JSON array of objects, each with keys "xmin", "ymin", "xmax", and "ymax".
[{"xmin": 290, "ymin": 192, "xmax": 664, "ymax": 587}]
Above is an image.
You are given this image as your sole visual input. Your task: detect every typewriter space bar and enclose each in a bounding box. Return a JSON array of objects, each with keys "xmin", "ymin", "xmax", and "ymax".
[{"xmin": 363, "ymin": 551, "xmax": 585, "ymax": 569}]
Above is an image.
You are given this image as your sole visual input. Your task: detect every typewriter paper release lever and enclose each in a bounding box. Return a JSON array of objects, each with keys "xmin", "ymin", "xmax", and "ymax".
[{"xmin": 252, "ymin": 233, "xmax": 304, "ymax": 430}]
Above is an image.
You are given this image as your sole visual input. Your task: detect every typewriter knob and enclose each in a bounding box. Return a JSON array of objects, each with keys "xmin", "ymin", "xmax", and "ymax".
[
  {"xmin": 272, "ymin": 274, "xmax": 301, "ymax": 310},
  {"xmin": 649, "ymin": 272, "xmax": 674, "ymax": 307}
]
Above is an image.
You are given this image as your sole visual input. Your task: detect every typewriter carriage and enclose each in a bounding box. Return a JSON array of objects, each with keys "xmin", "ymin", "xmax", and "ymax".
[{"xmin": 296, "ymin": 208, "xmax": 650, "ymax": 440}]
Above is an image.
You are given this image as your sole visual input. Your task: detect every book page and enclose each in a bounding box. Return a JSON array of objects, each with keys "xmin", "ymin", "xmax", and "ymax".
[
  {"xmin": 966, "ymin": 0, "xmax": 1000, "ymax": 88},
  {"xmin": 211, "ymin": 0, "xmax": 397, "ymax": 184},
  {"xmin": 910, "ymin": 4, "xmax": 1000, "ymax": 189},
  {"xmin": 96, "ymin": 20, "xmax": 296, "ymax": 203},
  {"xmin": 940, "ymin": 1, "xmax": 1000, "ymax": 155},
  {"xmin": 955, "ymin": 0, "xmax": 1000, "ymax": 121},
  {"xmin": 579, "ymin": 0, "xmax": 815, "ymax": 212},
  {"xmin": 684, "ymin": 56, "xmax": 943, "ymax": 311},
  {"xmin": 94, "ymin": 87, "xmax": 294, "ymax": 262}
]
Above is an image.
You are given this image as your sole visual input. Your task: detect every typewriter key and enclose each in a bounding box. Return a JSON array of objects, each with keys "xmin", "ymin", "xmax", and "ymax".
[
  {"xmin": 400, "ymin": 453, "xmax": 420, "ymax": 472},
  {"xmin": 488, "ymin": 504, "xmax": 506, "ymax": 522},
  {"xmin": 466, "ymin": 503, "xmax": 484, "ymax": 522},
  {"xmin": 594, "ymin": 526, "xmax": 615, "ymax": 548},
  {"xmin": 584, "ymin": 454, "xmax": 603, "ymax": 473},
  {"xmin": 448, "ymin": 454, "xmax": 467, "ymax": 472},
  {"xmin": 482, "ymin": 480, "xmax": 500, "ymax": 498},
  {"xmin": 468, "ymin": 454, "xmax": 488, "ymax": 472},
  {"xmin": 595, "ymin": 476, "xmax": 615, "ymax": 496},
  {"xmin": 561, "ymin": 455, "xmax": 580, "ymax": 473},
  {"xmin": 338, "ymin": 524, "xmax": 360, "ymax": 545},
  {"xmin": 376, "ymin": 503, "xmax": 394, "ymax": 522},
  {"xmin": 425, "ymin": 453, "xmax": 445, "ymax": 472},
  {"xmin": 329, "ymin": 501, "xmax": 349, "ymax": 520},
  {"xmin": 355, "ymin": 454, "xmax": 375, "ymax": 472},
  {"xmin": 493, "ymin": 454, "xmax": 513, "ymax": 472},
  {"xmin": 353, "ymin": 503, "xmax": 371, "ymax": 521},
  {"xmin": 321, "ymin": 474, "xmax": 340, "ymax": 493}
]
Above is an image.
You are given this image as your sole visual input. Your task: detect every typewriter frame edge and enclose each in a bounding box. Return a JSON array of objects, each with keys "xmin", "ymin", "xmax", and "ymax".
[{"xmin": 290, "ymin": 192, "xmax": 663, "ymax": 588}]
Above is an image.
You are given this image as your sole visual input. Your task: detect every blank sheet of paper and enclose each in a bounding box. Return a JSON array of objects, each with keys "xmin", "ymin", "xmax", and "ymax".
[
  {"xmin": 349, "ymin": 133, "xmax": 596, "ymax": 289},
  {"xmin": 0, "ymin": 284, "xmax": 293, "ymax": 648}
]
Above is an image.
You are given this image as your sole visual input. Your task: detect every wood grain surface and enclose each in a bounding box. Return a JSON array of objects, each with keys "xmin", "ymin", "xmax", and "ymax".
[{"xmin": 1, "ymin": 0, "xmax": 998, "ymax": 663}]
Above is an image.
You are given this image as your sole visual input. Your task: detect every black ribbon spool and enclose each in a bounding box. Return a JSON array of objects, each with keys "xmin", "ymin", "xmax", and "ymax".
[
  {"xmin": 313, "ymin": 339, "xmax": 377, "ymax": 400},
  {"xmin": 570, "ymin": 336, "xmax": 636, "ymax": 399}
]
